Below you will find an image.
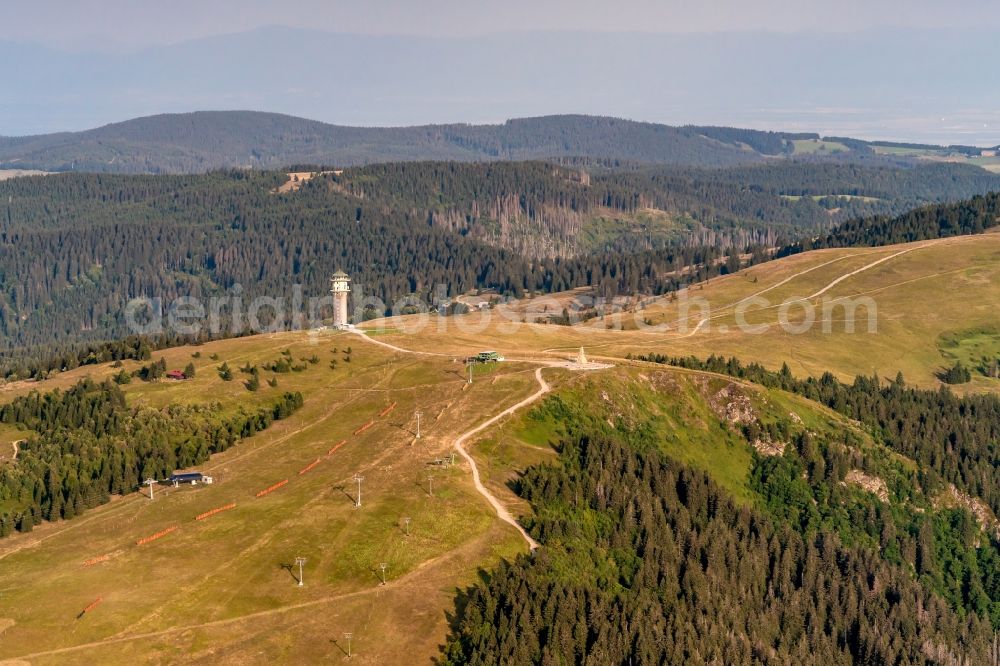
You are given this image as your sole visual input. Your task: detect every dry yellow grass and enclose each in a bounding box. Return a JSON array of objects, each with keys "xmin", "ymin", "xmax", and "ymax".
[
  {"xmin": 0, "ymin": 169, "xmax": 49, "ymax": 181},
  {"xmin": 273, "ymin": 170, "xmax": 343, "ymax": 193},
  {"xmin": 0, "ymin": 332, "xmax": 541, "ymax": 664},
  {"xmin": 361, "ymin": 230, "xmax": 1000, "ymax": 390}
]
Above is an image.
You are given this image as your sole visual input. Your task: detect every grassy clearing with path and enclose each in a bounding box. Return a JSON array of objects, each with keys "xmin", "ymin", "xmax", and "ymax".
[
  {"xmin": 0, "ymin": 423, "xmax": 29, "ymax": 464},
  {"xmin": 360, "ymin": 231, "xmax": 1000, "ymax": 391},
  {"xmin": 0, "ymin": 332, "xmax": 538, "ymax": 663}
]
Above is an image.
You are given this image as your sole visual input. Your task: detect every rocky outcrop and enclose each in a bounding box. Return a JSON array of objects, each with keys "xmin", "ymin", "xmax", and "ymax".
[
  {"xmin": 844, "ymin": 469, "xmax": 890, "ymax": 502},
  {"xmin": 937, "ymin": 484, "xmax": 1000, "ymax": 539}
]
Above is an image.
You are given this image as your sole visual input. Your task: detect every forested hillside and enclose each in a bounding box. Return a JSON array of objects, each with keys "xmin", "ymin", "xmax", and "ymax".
[
  {"xmin": 332, "ymin": 160, "xmax": 1000, "ymax": 255},
  {"xmin": 784, "ymin": 191, "xmax": 1000, "ymax": 252},
  {"xmin": 0, "ymin": 112, "xmax": 790, "ymax": 174},
  {"xmin": 647, "ymin": 355, "xmax": 1000, "ymax": 524},
  {"xmin": 442, "ymin": 366, "xmax": 1000, "ymax": 663},
  {"xmin": 1, "ymin": 111, "xmax": 988, "ymax": 175},
  {"xmin": 636, "ymin": 355, "xmax": 1000, "ymax": 624},
  {"xmin": 2, "ymin": 162, "xmax": 1000, "ymax": 376},
  {"xmin": 0, "ymin": 169, "xmax": 737, "ymax": 373},
  {"xmin": 444, "ymin": 438, "xmax": 995, "ymax": 663}
]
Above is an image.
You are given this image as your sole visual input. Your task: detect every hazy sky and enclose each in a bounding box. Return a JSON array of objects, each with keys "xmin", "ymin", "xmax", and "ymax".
[
  {"xmin": 5, "ymin": 0, "xmax": 1000, "ymax": 49},
  {"xmin": 3, "ymin": 1, "xmax": 999, "ymax": 143}
]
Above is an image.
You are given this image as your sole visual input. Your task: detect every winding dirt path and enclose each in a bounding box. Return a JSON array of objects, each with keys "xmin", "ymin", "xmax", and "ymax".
[
  {"xmin": 452, "ymin": 368, "xmax": 548, "ymax": 550},
  {"xmin": 806, "ymin": 247, "xmax": 916, "ymax": 299},
  {"xmin": 352, "ymin": 329, "xmax": 547, "ymax": 550},
  {"xmin": 350, "ymin": 329, "xmax": 446, "ymax": 357},
  {"xmin": 548, "ymin": 243, "xmax": 931, "ymax": 353}
]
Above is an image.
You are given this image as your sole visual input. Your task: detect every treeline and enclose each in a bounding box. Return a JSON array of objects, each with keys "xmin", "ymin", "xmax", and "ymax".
[
  {"xmin": 687, "ymin": 125, "xmax": 810, "ymax": 155},
  {"xmin": 781, "ymin": 191, "xmax": 1000, "ymax": 253},
  {"xmin": 635, "ymin": 354, "xmax": 1000, "ymax": 522},
  {"xmin": 0, "ymin": 378, "xmax": 303, "ymax": 535},
  {"xmin": 0, "ymin": 330, "xmax": 269, "ymax": 382},
  {"xmin": 0, "ymin": 334, "xmax": 168, "ymax": 380},
  {"xmin": 441, "ymin": 435, "xmax": 996, "ymax": 663}
]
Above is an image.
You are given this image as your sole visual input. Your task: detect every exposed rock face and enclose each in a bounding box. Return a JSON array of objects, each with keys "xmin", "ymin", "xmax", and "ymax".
[
  {"xmin": 705, "ymin": 381, "xmax": 787, "ymax": 456},
  {"xmin": 752, "ymin": 439, "xmax": 787, "ymax": 457},
  {"xmin": 844, "ymin": 469, "xmax": 890, "ymax": 503},
  {"xmin": 939, "ymin": 484, "xmax": 1000, "ymax": 539},
  {"xmin": 710, "ymin": 384, "xmax": 756, "ymax": 426}
]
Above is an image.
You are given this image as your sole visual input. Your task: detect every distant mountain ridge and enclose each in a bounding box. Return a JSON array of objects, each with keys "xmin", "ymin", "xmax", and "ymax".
[
  {"xmin": 0, "ymin": 111, "xmax": 808, "ymax": 174},
  {"xmin": 2, "ymin": 110, "xmax": 996, "ymax": 176}
]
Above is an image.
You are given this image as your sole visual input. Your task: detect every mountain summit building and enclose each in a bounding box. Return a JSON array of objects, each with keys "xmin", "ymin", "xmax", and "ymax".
[{"xmin": 330, "ymin": 270, "xmax": 351, "ymax": 328}]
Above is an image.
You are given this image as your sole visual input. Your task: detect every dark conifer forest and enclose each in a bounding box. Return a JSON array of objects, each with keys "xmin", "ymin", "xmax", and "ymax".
[
  {"xmin": 442, "ymin": 435, "xmax": 998, "ymax": 664},
  {"xmin": 442, "ymin": 353, "xmax": 1000, "ymax": 662},
  {"xmin": 781, "ymin": 191, "xmax": 1000, "ymax": 253}
]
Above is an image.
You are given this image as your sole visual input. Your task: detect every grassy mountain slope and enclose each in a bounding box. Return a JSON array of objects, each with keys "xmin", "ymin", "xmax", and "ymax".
[
  {"xmin": 0, "ymin": 332, "xmax": 534, "ymax": 663},
  {"xmin": 636, "ymin": 230, "xmax": 1000, "ymax": 388},
  {"xmin": 359, "ymin": 228, "xmax": 1000, "ymax": 392},
  {"xmin": 2, "ymin": 333, "xmax": 999, "ymax": 662}
]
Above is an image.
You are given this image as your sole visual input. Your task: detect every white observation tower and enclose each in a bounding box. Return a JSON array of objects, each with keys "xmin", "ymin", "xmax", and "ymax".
[{"xmin": 330, "ymin": 270, "xmax": 351, "ymax": 329}]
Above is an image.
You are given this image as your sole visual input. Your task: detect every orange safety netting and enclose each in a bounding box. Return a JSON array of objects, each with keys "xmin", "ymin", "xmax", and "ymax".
[
  {"xmin": 255, "ymin": 479, "xmax": 289, "ymax": 497},
  {"xmin": 195, "ymin": 502, "xmax": 237, "ymax": 521},
  {"xmin": 136, "ymin": 525, "xmax": 178, "ymax": 546},
  {"xmin": 298, "ymin": 459, "xmax": 321, "ymax": 475},
  {"xmin": 81, "ymin": 597, "xmax": 103, "ymax": 614}
]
